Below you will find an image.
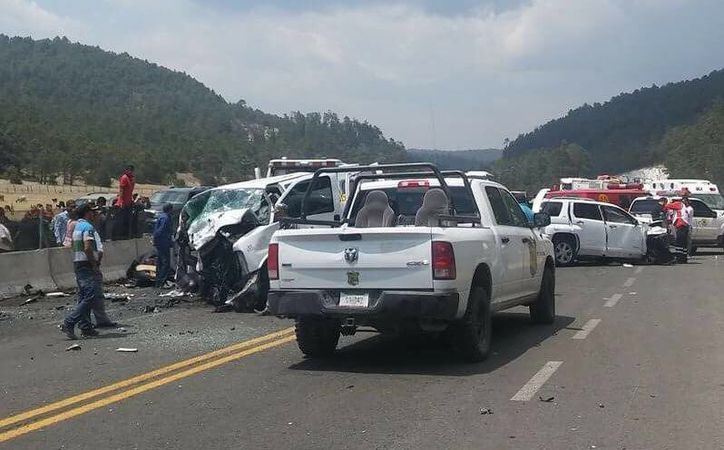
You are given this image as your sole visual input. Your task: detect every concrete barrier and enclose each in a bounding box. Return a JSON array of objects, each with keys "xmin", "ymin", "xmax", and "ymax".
[{"xmin": 0, "ymin": 237, "xmax": 152, "ymax": 299}]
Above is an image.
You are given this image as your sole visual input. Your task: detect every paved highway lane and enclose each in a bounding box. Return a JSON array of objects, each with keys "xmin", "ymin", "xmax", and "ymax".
[{"xmin": 2, "ymin": 253, "xmax": 724, "ymax": 449}]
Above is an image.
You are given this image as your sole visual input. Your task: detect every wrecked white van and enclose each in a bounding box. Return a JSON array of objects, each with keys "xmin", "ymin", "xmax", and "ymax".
[{"xmin": 180, "ymin": 172, "xmax": 347, "ymax": 310}]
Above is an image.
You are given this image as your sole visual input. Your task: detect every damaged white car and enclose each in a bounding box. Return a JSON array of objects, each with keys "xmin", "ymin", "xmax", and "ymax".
[{"xmin": 179, "ymin": 172, "xmax": 348, "ymax": 310}]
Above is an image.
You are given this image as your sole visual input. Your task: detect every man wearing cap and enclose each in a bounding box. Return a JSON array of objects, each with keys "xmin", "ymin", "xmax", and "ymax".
[{"xmin": 61, "ymin": 204, "xmax": 103, "ymax": 339}]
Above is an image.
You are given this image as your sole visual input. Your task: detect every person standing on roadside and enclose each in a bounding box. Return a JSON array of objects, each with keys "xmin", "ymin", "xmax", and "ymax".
[
  {"xmin": 153, "ymin": 203, "xmax": 174, "ymax": 288},
  {"xmin": 682, "ymin": 196, "xmax": 695, "ymax": 254},
  {"xmin": 52, "ymin": 200, "xmax": 75, "ymax": 245},
  {"xmin": 61, "ymin": 204, "xmax": 102, "ymax": 339},
  {"xmin": 115, "ymin": 165, "xmax": 135, "ymax": 239},
  {"xmin": 665, "ymin": 196, "xmax": 692, "ymax": 251}
]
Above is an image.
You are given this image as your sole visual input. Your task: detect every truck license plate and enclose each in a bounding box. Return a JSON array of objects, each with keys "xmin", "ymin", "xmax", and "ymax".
[{"xmin": 339, "ymin": 292, "xmax": 369, "ymax": 308}]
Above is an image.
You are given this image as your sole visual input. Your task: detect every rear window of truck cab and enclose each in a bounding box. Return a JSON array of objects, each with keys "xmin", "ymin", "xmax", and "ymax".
[{"xmin": 349, "ymin": 185, "xmax": 476, "ymax": 223}]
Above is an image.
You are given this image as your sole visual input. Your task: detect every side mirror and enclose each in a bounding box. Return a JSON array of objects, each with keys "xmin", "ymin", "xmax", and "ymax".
[{"xmin": 533, "ymin": 212, "xmax": 551, "ymax": 228}]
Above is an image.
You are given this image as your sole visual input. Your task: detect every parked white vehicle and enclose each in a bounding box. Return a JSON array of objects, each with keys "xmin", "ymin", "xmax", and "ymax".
[
  {"xmin": 629, "ymin": 196, "xmax": 724, "ymax": 249},
  {"xmin": 539, "ymin": 198, "xmax": 648, "ymax": 266},
  {"xmin": 267, "ymin": 164, "xmax": 556, "ymax": 362}
]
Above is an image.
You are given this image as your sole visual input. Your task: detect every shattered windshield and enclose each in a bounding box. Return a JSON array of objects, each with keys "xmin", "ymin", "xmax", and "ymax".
[{"xmin": 183, "ymin": 188, "xmax": 266, "ymax": 225}]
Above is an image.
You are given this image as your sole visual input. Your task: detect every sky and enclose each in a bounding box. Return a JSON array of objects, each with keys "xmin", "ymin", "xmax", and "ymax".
[{"xmin": 2, "ymin": 0, "xmax": 724, "ymax": 150}]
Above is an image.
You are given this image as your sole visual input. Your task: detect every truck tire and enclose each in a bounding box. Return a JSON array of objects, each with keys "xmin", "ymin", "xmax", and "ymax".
[
  {"xmin": 453, "ymin": 286, "xmax": 492, "ymax": 363},
  {"xmin": 295, "ymin": 317, "xmax": 341, "ymax": 358},
  {"xmin": 530, "ymin": 265, "xmax": 555, "ymax": 324},
  {"xmin": 553, "ymin": 235, "xmax": 577, "ymax": 266}
]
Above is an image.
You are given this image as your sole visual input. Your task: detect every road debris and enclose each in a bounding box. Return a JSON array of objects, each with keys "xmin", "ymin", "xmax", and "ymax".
[
  {"xmin": 159, "ymin": 289, "xmax": 188, "ymax": 298},
  {"xmin": 598, "ymin": 403, "xmax": 605, "ymax": 408},
  {"xmin": 479, "ymin": 407, "xmax": 494, "ymax": 415},
  {"xmin": 539, "ymin": 396, "xmax": 555, "ymax": 403},
  {"xmin": 105, "ymin": 293, "xmax": 134, "ymax": 302},
  {"xmin": 66, "ymin": 344, "xmax": 81, "ymax": 351},
  {"xmin": 116, "ymin": 348, "xmax": 138, "ymax": 353},
  {"xmin": 45, "ymin": 292, "xmax": 70, "ymax": 298},
  {"xmin": 22, "ymin": 297, "xmax": 39, "ymax": 305},
  {"xmin": 622, "ymin": 263, "xmax": 634, "ymax": 268}
]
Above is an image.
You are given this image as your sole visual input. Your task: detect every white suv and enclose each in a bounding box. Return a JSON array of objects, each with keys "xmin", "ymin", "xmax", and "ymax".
[{"xmin": 538, "ymin": 198, "xmax": 647, "ymax": 266}]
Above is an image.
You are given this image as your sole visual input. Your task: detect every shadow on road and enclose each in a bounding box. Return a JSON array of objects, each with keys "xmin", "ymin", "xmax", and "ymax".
[
  {"xmin": 288, "ymin": 312, "xmax": 574, "ymax": 376},
  {"xmin": 693, "ymin": 248, "xmax": 724, "ymax": 256}
]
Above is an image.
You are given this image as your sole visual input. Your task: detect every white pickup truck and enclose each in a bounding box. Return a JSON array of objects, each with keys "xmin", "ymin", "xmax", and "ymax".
[{"xmin": 267, "ymin": 164, "xmax": 556, "ymax": 362}]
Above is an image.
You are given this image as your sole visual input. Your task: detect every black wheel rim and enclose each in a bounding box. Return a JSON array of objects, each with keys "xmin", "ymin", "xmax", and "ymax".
[{"xmin": 555, "ymin": 242, "xmax": 573, "ymax": 264}]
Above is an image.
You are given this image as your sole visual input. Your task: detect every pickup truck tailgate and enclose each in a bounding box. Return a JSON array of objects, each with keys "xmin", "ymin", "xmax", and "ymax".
[{"xmin": 276, "ymin": 228, "xmax": 433, "ymax": 290}]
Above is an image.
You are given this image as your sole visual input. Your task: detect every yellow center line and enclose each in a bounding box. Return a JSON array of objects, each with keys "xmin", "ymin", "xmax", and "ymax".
[
  {"xmin": 0, "ymin": 334, "xmax": 296, "ymax": 443},
  {"xmin": 0, "ymin": 327, "xmax": 295, "ymax": 430}
]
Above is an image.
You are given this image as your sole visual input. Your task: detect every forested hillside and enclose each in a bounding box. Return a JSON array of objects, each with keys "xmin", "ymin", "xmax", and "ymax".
[
  {"xmin": 0, "ymin": 35, "xmax": 405, "ymax": 186},
  {"xmin": 406, "ymin": 148, "xmax": 502, "ymax": 170},
  {"xmin": 493, "ymin": 70, "xmax": 724, "ymax": 192},
  {"xmin": 505, "ymin": 69, "xmax": 724, "ymax": 173}
]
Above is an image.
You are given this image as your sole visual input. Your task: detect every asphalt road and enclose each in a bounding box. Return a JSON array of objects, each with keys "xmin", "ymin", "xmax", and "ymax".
[{"xmin": 1, "ymin": 251, "xmax": 724, "ymax": 449}]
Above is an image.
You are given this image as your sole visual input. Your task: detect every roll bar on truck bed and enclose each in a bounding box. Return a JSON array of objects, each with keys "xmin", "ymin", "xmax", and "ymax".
[{"xmin": 283, "ymin": 162, "xmax": 482, "ymax": 227}]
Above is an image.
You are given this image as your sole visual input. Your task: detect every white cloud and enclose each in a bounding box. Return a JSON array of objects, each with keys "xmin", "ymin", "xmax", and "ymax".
[
  {"xmin": 2, "ymin": 0, "xmax": 724, "ymax": 149},
  {"xmin": 0, "ymin": 0, "xmax": 81, "ymax": 37}
]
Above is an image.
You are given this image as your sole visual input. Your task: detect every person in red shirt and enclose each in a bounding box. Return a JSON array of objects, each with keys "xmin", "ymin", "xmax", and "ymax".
[
  {"xmin": 119, "ymin": 165, "xmax": 135, "ymax": 207},
  {"xmin": 114, "ymin": 165, "xmax": 135, "ymax": 239}
]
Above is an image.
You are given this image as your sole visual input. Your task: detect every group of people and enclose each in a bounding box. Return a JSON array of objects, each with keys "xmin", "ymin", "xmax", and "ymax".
[
  {"xmin": 0, "ymin": 165, "xmax": 139, "ymax": 252},
  {"xmin": 659, "ymin": 192, "xmax": 695, "ymax": 251},
  {"xmin": 60, "ymin": 165, "xmax": 177, "ymax": 339}
]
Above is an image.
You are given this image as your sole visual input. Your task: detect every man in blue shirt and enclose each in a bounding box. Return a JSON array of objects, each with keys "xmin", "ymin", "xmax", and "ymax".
[
  {"xmin": 153, "ymin": 203, "xmax": 174, "ymax": 288},
  {"xmin": 61, "ymin": 204, "xmax": 101, "ymax": 339}
]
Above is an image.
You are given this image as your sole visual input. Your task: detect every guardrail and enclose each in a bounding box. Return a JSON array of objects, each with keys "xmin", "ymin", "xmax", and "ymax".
[{"xmin": 0, "ymin": 237, "xmax": 152, "ymax": 299}]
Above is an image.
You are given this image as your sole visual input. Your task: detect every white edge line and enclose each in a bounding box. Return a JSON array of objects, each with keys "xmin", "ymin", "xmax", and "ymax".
[
  {"xmin": 604, "ymin": 293, "xmax": 623, "ymax": 308},
  {"xmin": 623, "ymin": 277, "xmax": 636, "ymax": 288},
  {"xmin": 572, "ymin": 319, "xmax": 602, "ymax": 340},
  {"xmin": 510, "ymin": 361, "xmax": 563, "ymax": 401}
]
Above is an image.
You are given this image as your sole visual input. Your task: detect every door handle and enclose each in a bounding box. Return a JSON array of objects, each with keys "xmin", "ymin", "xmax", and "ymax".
[
  {"xmin": 501, "ymin": 237, "xmax": 510, "ymax": 244},
  {"xmin": 609, "ymin": 225, "xmax": 617, "ymax": 229},
  {"xmin": 575, "ymin": 220, "xmax": 584, "ymax": 225}
]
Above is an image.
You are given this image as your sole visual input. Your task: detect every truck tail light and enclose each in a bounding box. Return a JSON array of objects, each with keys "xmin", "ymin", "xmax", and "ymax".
[
  {"xmin": 268, "ymin": 244, "xmax": 279, "ymax": 280},
  {"xmin": 432, "ymin": 241, "xmax": 456, "ymax": 280}
]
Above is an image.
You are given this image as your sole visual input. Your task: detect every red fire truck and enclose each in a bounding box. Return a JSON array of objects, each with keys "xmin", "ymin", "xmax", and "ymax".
[{"xmin": 541, "ymin": 179, "xmax": 648, "ymax": 210}]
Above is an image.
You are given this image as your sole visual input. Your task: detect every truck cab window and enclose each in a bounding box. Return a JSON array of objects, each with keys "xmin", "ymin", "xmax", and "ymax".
[
  {"xmin": 485, "ymin": 186, "xmax": 512, "ymax": 226},
  {"xmin": 284, "ymin": 177, "xmax": 334, "ymax": 218},
  {"xmin": 500, "ymin": 189, "xmax": 530, "ymax": 227}
]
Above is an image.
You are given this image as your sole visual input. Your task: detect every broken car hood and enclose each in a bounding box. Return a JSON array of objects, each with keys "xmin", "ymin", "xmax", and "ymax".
[{"xmin": 188, "ymin": 208, "xmax": 252, "ymax": 251}]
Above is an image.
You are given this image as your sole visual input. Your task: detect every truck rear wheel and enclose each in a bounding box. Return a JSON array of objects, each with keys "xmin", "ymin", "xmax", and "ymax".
[
  {"xmin": 530, "ymin": 265, "xmax": 556, "ymax": 324},
  {"xmin": 453, "ymin": 286, "xmax": 492, "ymax": 363},
  {"xmin": 295, "ymin": 317, "xmax": 341, "ymax": 358}
]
